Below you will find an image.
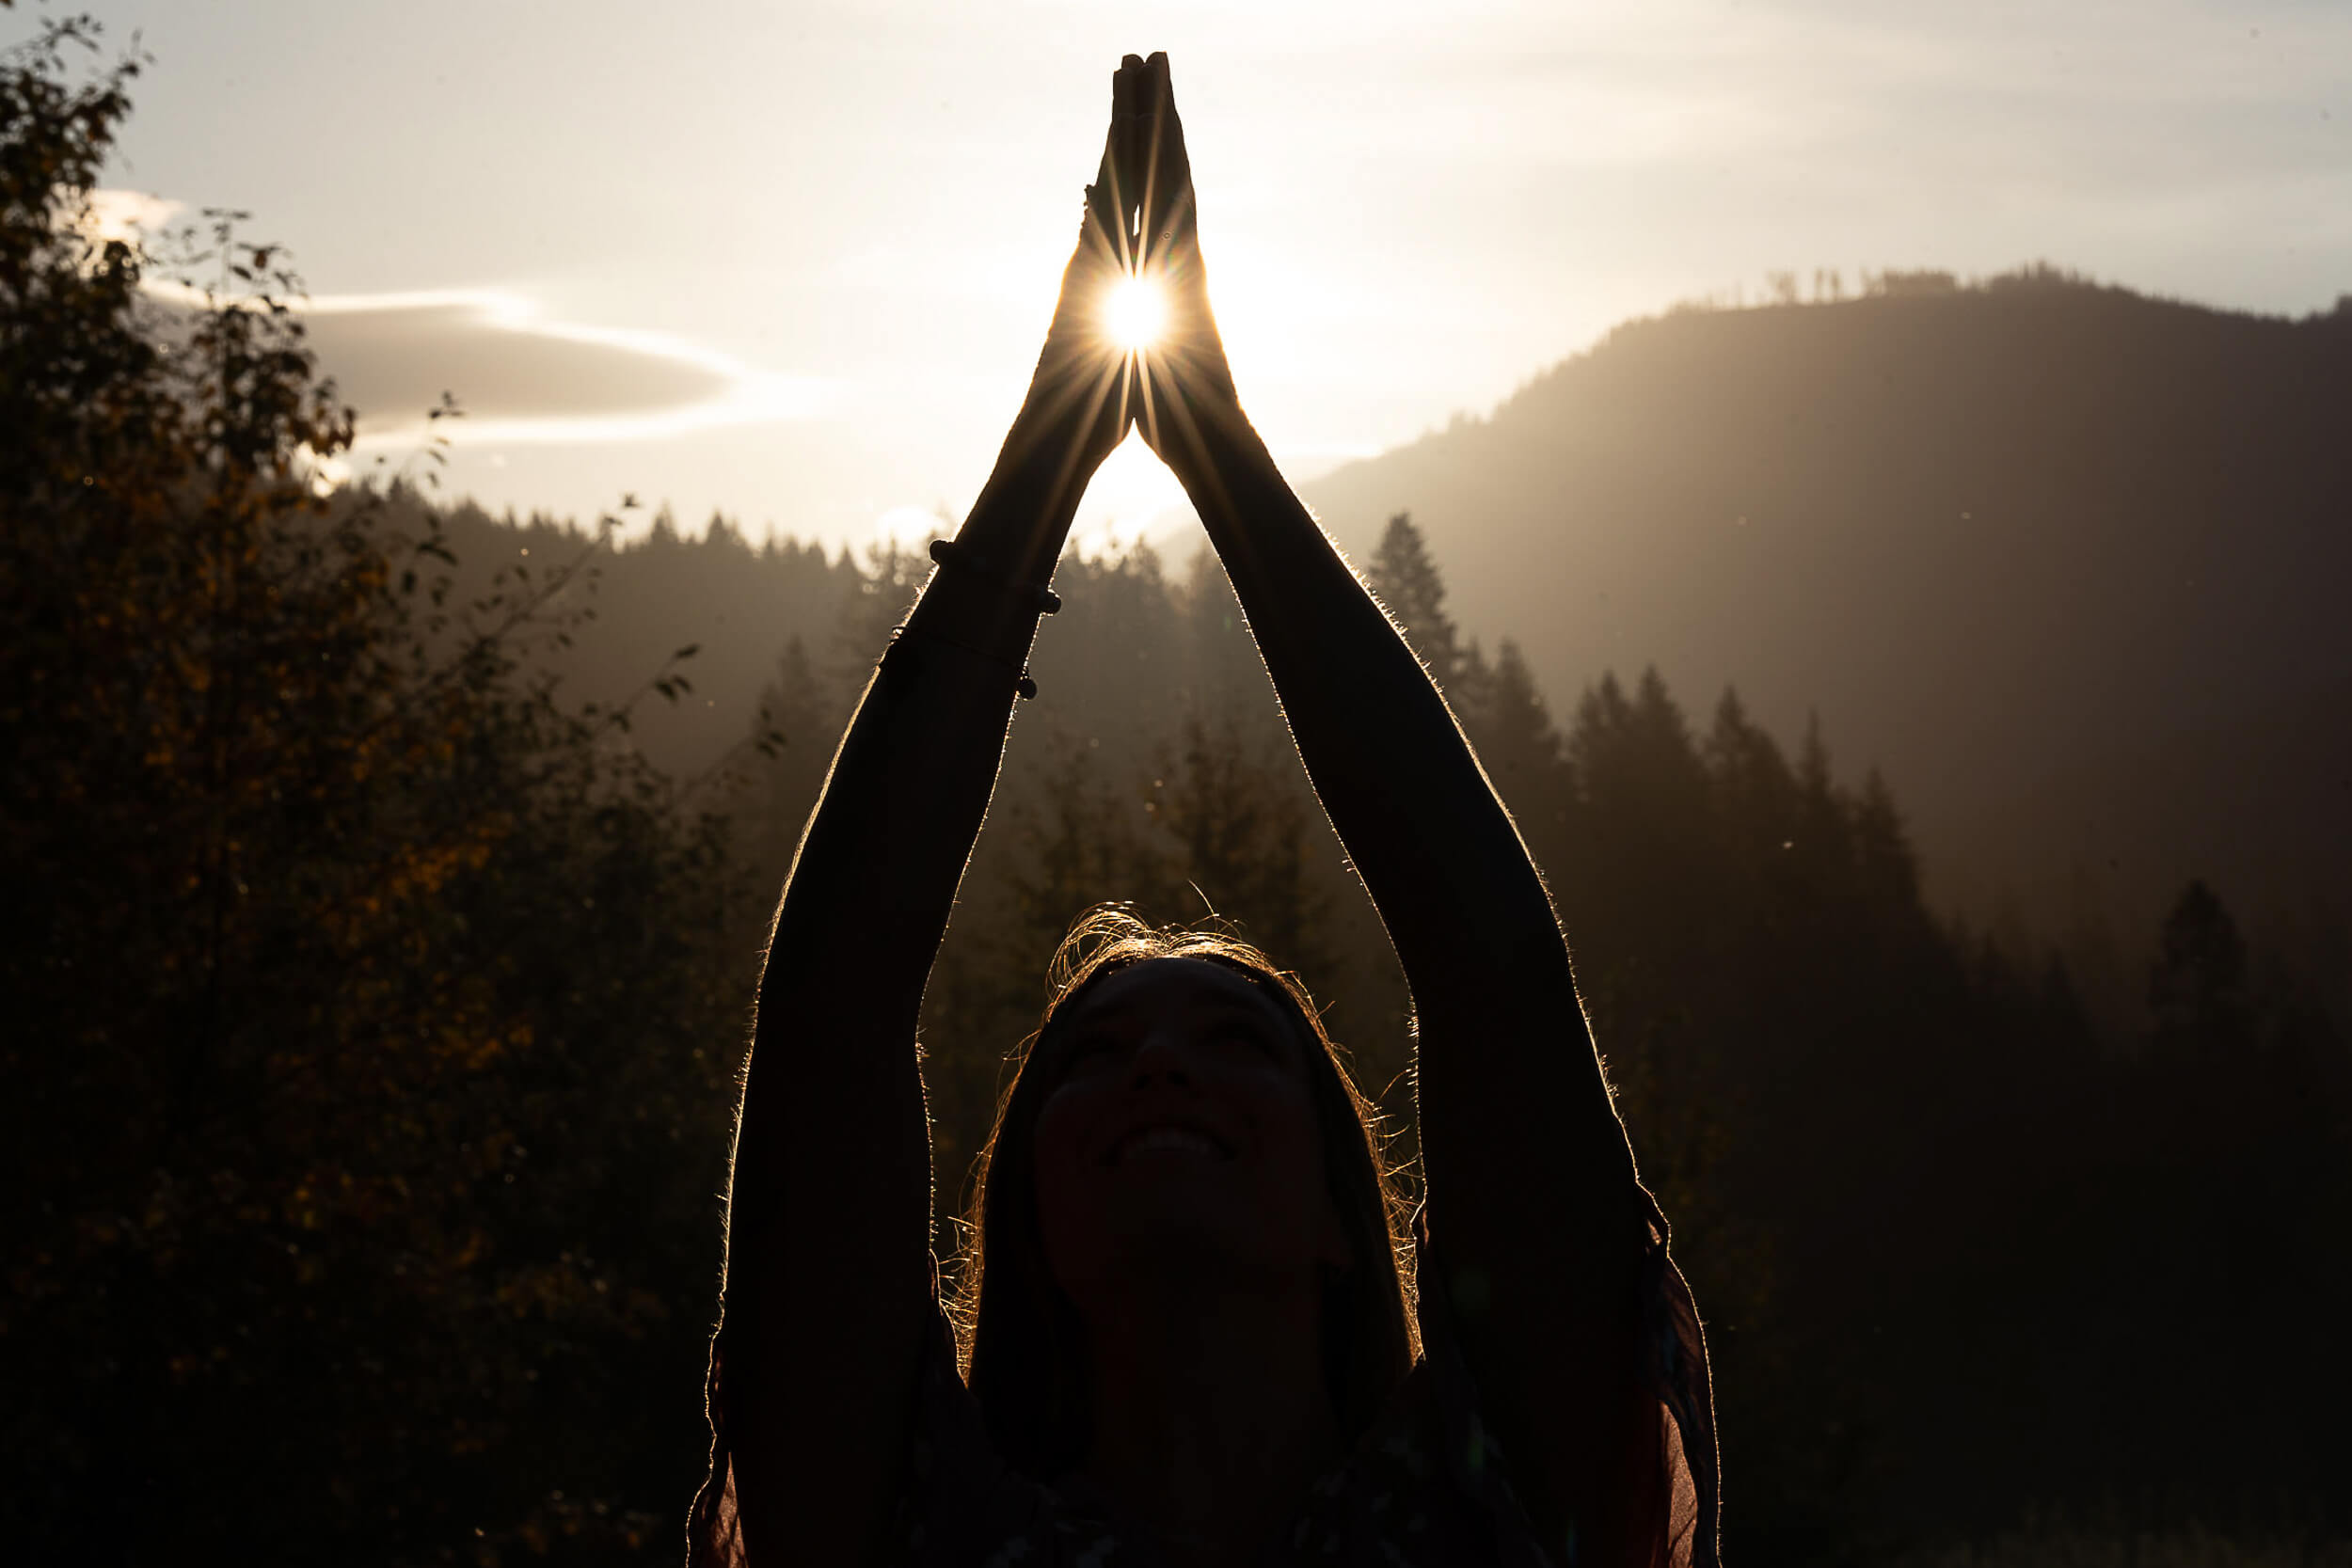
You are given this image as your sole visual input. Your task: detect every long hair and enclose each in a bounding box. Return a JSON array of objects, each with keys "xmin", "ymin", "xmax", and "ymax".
[{"xmin": 947, "ymin": 905, "xmax": 1419, "ymax": 1479}]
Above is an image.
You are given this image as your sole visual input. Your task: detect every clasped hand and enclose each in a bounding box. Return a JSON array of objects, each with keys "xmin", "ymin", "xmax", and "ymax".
[{"xmin": 1009, "ymin": 53, "xmax": 1246, "ymax": 501}]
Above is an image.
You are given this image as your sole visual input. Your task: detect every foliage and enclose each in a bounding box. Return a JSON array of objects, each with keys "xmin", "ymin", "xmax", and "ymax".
[
  {"xmin": 717, "ymin": 515, "xmax": 2350, "ymax": 1561},
  {"xmin": 1, "ymin": 13, "xmax": 755, "ymax": 1560},
  {"xmin": 1897, "ymin": 1512, "xmax": 2352, "ymax": 1568},
  {"xmin": 6, "ymin": 15, "xmax": 2348, "ymax": 1565}
]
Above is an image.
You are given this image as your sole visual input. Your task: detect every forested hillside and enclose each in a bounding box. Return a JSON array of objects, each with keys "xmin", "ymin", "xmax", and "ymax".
[
  {"xmin": 711, "ymin": 518, "xmax": 2352, "ymax": 1560},
  {"xmin": 1303, "ymin": 274, "xmax": 2352, "ymax": 1025},
  {"xmin": 416, "ymin": 274, "xmax": 2352, "ymax": 1035},
  {"xmin": 8, "ymin": 21, "xmax": 2349, "ymax": 1567}
]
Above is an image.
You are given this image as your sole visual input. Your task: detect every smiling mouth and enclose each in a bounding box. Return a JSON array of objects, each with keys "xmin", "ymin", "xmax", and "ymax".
[{"xmin": 1105, "ymin": 1124, "xmax": 1234, "ymax": 1166}]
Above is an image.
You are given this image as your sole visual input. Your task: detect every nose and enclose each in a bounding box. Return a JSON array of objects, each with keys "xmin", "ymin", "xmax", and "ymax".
[{"xmin": 1126, "ymin": 1020, "xmax": 1196, "ymax": 1090}]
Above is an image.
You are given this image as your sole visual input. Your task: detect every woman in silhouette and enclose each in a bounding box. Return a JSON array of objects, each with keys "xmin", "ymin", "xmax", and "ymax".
[{"xmin": 691, "ymin": 55, "xmax": 1717, "ymax": 1568}]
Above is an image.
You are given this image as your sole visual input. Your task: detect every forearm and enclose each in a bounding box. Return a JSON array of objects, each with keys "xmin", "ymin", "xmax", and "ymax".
[
  {"xmin": 707, "ymin": 55, "xmax": 1142, "ymax": 1558},
  {"xmin": 1173, "ymin": 413, "xmax": 1652, "ymax": 1550},
  {"xmin": 1173, "ymin": 424, "xmax": 1566, "ymax": 996},
  {"xmin": 1110, "ymin": 42, "xmax": 1629, "ymax": 1199},
  {"xmin": 1178, "ymin": 417, "xmax": 1636, "ymax": 1212},
  {"xmin": 718, "ymin": 445, "xmax": 1074, "ymax": 1557},
  {"xmin": 728, "ymin": 444, "xmax": 1076, "ymax": 1298},
  {"xmin": 1117, "ymin": 46, "xmax": 1673, "ymax": 1554},
  {"xmin": 731, "ymin": 628, "xmax": 1022, "ymax": 1290},
  {"xmin": 1177, "ymin": 415, "xmax": 1570, "ymax": 983}
]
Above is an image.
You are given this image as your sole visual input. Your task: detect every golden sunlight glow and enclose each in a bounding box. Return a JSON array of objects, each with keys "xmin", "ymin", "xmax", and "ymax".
[{"xmin": 1103, "ymin": 275, "xmax": 1168, "ymax": 351}]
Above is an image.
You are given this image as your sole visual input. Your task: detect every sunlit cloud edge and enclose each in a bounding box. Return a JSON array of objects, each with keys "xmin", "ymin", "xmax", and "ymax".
[{"xmin": 139, "ymin": 279, "xmax": 833, "ymax": 451}]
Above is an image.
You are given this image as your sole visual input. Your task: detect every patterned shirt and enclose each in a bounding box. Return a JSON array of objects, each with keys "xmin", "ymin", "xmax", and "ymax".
[{"xmin": 691, "ymin": 1212, "xmax": 1719, "ymax": 1568}]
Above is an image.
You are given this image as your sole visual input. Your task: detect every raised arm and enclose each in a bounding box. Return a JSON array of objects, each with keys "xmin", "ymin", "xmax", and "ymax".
[
  {"xmin": 692, "ymin": 65, "xmax": 1143, "ymax": 1566},
  {"xmin": 1123, "ymin": 55, "xmax": 1676, "ymax": 1566}
]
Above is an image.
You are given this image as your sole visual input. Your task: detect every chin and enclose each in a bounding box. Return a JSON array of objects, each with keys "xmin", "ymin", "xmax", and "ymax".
[{"xmin": 1081, "ymin": 1199, "xmax": 1317, "ymax": 1292}]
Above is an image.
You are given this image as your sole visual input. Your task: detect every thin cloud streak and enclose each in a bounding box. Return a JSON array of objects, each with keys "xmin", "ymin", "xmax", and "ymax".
[
  {"xmin": 55, "ymin": 0, "xmax": 2351, "ymax": 543},
  {"xmin": 313, "ymin": 290, "xmax": 830, "ymax": 448},
  {"xmin": 134, "ymin": 278, "xmax": 834, "ymax": 450}
]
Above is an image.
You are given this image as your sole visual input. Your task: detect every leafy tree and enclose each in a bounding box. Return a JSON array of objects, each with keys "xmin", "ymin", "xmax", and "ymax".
[
  {"xmin": 1, "ymin": 15, "xmax": 755, "ymax": 1558},
  {"xmin": 13, "ymin": 9, "xmax": 2349, "ymax": 1557}
]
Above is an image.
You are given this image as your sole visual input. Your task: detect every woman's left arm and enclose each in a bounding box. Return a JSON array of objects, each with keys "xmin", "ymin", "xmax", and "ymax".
[{"xmin": 1121, "ymin": 55, "xmax": 1679, "ymax": 1566}]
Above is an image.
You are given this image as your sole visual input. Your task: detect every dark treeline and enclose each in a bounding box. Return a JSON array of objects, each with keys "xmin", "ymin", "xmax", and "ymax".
[
  {"xmin": 1304, "ymin": 268, "xmax": 2352, "ymax": 1039},
  {"xmin": 409, "ymin": 265, "xmax": 2352, "ymax": 1053},
  {"xmin": 717, "ymin": 515, "xmax": 2352, "ymax": 1561},
  {"xmin": 7, "ymin": 17, "xmax": 2350, "ymax": 1566}
]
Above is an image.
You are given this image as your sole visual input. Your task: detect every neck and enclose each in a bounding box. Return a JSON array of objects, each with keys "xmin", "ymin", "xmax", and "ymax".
[{"xmin": 1076, "ymin": 1264, "xmax": 1340, "ymax": 1566}]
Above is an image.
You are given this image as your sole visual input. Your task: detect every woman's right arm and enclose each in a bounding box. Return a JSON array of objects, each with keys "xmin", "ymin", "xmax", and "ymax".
[
  {"xmin": 695, "ymin": 64, "xmax": 1143, "ymax": 1564},
  {"xmin": 1120, "ymin": 55, "xmax": 1696, "ymax": 1567}
]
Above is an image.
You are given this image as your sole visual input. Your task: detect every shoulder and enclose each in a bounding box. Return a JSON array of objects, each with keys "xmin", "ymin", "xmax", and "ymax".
[{"xmin": 1411, "ymin": 1199, "xmax": 1722, "ymax": 1568}]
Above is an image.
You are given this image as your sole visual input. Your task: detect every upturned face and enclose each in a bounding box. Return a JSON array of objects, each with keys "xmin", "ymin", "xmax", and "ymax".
[{"xmin": 1031, "ymin": 958, "xmax": 1351, "ymax": 1304}]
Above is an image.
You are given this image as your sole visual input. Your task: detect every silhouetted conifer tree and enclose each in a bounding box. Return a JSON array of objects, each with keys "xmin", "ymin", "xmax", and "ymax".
[
  {"xmin": 1852, "ymin": 769, "xmax": 1917, "ymax": 912},
  {"xmin": 2149, "ymin": 879, "xmax": 2254, "ymax": 1055},
  {"xmin": 1452, "ymin": 638, "xmax": 1568, "ymax": 866},
  {"xmin": 734, "ymin": 636, "xmax": 843, "ymax": 884},
  {"xmin": 1365, "ymin": 511, "xmax": 1462, "ymax": 690},
  {"xmin": 13, "ymin": 27, "xmax": 2350, "ymax": 1549}
]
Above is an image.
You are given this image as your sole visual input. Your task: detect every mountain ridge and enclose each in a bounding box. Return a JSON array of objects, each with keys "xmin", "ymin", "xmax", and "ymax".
[{"xmin": 1302, "ymin": 272, "xmax": 2352, "ymax": 1005}]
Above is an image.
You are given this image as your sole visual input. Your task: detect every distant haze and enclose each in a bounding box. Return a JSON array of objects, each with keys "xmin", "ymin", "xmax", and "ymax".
[
  {"xmin": 34, "ymin": 0, "xmax": 2352, "ymax": 548},
  {"xmin": 380, "ymin": 277, "xmax": 2350, "ymax": 1030},
  {"xmin": 1307, "ymin": 276, "xmax": 2352, "ymax": 1011}
]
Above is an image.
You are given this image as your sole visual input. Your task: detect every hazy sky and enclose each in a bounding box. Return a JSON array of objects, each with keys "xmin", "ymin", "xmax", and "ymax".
[{"xmin": 35, "ymin": 0, "xmax": 2351, "ymax": 553}]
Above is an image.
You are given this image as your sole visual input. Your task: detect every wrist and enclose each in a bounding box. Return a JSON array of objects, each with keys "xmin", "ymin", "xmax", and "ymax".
[
  {"xmin": 1001, "ymin": 405, "xmax": 1110, "ymax": 489},
  {"xmin": 960, "ymin": 421, "xmax": 1097, "ymax": 584},
  {"xmin": 899, "ymin": 546, "xmax": 1054, "ymax": 687},
  {"xmin": 1162, "ymin": 399, "xmax": 1272, "ymax": 510}
]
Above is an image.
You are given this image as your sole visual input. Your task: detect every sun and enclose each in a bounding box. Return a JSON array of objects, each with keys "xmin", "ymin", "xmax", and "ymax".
[{"xmin": 1103, "ymin": 275, "xmax": 1168, "ymax": 352}]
